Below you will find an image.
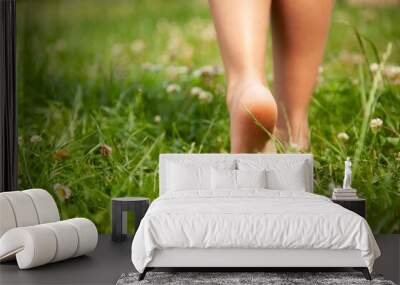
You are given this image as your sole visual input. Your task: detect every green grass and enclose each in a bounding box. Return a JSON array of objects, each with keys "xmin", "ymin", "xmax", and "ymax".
[{"xmin": 17, "ymin": 0, "xmax": 400, "ymax": 233}]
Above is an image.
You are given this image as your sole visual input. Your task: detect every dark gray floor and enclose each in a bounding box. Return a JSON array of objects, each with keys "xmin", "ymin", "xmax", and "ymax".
[
  {"xmin": 1, "ymin": 234, "xmax": 399, "ymax": 285},
  {"xmin": 374, "ymin": 234, "xmax": 400, "ymax": 284},
  {"xmin": 0, "ymin": 235, "xmax": 134, "ymax": 285}
]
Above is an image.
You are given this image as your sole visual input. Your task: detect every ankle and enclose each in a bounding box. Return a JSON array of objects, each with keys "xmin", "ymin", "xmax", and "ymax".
[
  {"xmin": 275, "ymin": 119, "xmax": 310, "ymax": 151},
  {"xmin": 228, "ymin": 77, "xmax": 266, "ymax": 91},
  {"xmin": 227, "ymin": 79, "xmax": 268, "ymax": 107},
  {"xmin": 227, "ymin": 69, "xmax": 266, "ymax": 88}
]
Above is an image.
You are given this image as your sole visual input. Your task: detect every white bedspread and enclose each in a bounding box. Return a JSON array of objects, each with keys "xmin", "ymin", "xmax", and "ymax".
[{"xmin": 131, "ymin": 190, "xmax": 380, "ymax": 273}]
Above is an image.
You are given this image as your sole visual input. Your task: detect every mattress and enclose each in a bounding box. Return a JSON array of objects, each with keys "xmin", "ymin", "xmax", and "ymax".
[{"xmin": 131, "ymin": 190, "xmax": 380, "ymax": 273}]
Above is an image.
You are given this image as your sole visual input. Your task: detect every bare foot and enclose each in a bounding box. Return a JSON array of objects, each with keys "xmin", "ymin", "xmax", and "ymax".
[
  {"xmin": 274, "ymin": 123, "xmax": 310, "ymax": 152},
  {"xmin": 227, "ymin": 81, "xmax": 278, "ymax": 153}
]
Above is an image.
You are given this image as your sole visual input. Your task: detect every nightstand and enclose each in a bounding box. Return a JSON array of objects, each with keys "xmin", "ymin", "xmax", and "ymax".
[
  {"xmin": 332, "ymin": 198, "xmax": 366, "ymax": 218},
  {"xmin": 111, "ymin": 197, "xmax": 150, "ymax": 242}
]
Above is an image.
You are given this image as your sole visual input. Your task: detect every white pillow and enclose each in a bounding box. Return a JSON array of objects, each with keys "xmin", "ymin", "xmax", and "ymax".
[
  {"xmin": 167, "ymin": 162, "xmax": 211, "ymax": 191},
  {"xmin": 211, "ymin": 168, "xmax": 236, "ymax": 190},
  {"xmin": 236, "ymin": 169, "xmax": 267, "ymax": 189},
  {"xmin": 238, "ymin": 159, "xmax": 309, "ymax": 191},
  {"xmin": 212, "ymin": 169, "xmax": 268, "ymax": 190},
  {"xmin": 266, "ymin": 167, "xmax": 307, "ymax": 191}
]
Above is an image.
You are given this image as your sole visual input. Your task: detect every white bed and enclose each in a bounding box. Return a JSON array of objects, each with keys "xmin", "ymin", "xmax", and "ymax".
[{"xmin": 131, "ymin": 154, "xmax": 380, "ymax": 280}]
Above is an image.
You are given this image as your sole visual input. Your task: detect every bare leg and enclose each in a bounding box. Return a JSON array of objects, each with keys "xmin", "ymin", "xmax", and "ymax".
[
  {"xmin": 209, "ymin": 0, "xmax": 277, "ymax": 153},
  {"xmin": 271, "ymin": 0, "xmax": 333, "ymax": 151}
]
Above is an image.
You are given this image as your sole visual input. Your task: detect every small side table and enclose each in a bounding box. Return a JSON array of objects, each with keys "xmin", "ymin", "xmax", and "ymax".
[
  {"xmin": 332, "ymin": 198, "xmax": 366, "ymax": 218},
  {"xmin": 112, "ymin": 197, "xmax": 150, "ymax": 242}
]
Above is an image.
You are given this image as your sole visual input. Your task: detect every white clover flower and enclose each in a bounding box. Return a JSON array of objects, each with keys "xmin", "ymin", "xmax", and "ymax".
[
  {"xmin": 192, "ymin": 65, "xmax": 223, "ymax": 78},
  {"xmin": 337, "ymin": 132, "xmax": 349, "ymax": 141},
  {"xmin": 165, "ymin": 83, "xmax": 181, "ymax": 93},
  {"xmin": 190, "ymin": 86, "xmax": 213, "ymax": 102},
  {"xmin": 369, "ymin": 63, "xmax": 379, "ymax": 73},
  {"xmin": 190, "ymin": 86, "xmax": 203, "ymax": 96},
  {"xmin": 192, "ymin": 67, "xmax": 207, "ymax": 78},
  {"xmin": 30, "ymin": 135, "xmax": 42, "ymax": 144},
  {"xmin": 131, "ymin": 39, "xmax": 146, "ymax": 53},
  {"xmin": 166, "ymin": 65, "xmax": 190, "ymax": 78},
  {"xmin": 154, "ymin": 115, "xmax": 162, "ymax": 123},
  {"xmin": 177, "ymin": 66, "xmax": 190, "ymax": 75},
  {"xmin": 141, "ymin": 62, "xmax": 162, "ymax": 72},
  {"xmin": 167, "ymin": 35, "xmax": 184, "ymax": 51},
  {"xmin": 198, "ymin": 90, "xmax": 213, "ymax": 103},
  {"xmin": 53, "ymin": 183, "xmax": 72, "ymax": 202},
  {"xmin": 214, "ymin": 66, "xmax": 224, "ymax": 75},
  {"xmin": 111, "ymin": 43, "xmax": 124, "ymax": 57},
  {"xmin": 370, "ymin": 118, "xmax": 383, "ymax": 133},
  {"xmin": 318, "ymin": 66, "xmax": 324, "ymax": 74},
  {"xmin": 383, "ymin": 65, "xmax": 400, "ymax": 79}
]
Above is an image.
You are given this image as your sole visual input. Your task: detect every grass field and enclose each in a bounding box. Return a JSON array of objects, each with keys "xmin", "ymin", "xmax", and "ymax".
[{"xmin": 17, "ymin": 0, "xmax": 399, "ymax": 234}]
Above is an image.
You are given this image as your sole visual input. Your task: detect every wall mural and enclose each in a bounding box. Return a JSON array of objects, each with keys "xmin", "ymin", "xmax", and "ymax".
[{"xmin": 16, "ymin": 0, "xmax": 399, "ymax": 233}]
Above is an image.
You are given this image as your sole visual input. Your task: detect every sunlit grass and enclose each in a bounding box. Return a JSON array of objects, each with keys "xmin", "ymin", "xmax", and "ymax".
[{"xmin": 17, "ymin": 0, "xmax": 400, "ymax": 233}]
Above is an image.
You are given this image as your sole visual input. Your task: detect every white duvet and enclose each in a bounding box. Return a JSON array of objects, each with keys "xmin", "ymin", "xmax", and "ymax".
[{"xmin": 131, "ymin": 190, "xmax": 380, "ymax": 273}]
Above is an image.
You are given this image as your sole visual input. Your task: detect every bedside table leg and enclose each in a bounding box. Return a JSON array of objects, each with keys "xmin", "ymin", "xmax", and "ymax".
[{"xmin": 112, "ymin": 202, "xmax": 125, "ymax": 242}]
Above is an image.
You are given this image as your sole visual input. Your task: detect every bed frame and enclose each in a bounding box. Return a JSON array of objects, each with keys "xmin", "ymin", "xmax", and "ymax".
[{"xmin": 139, "ymin": 154, "xmax": 371, "ymax": 280}]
